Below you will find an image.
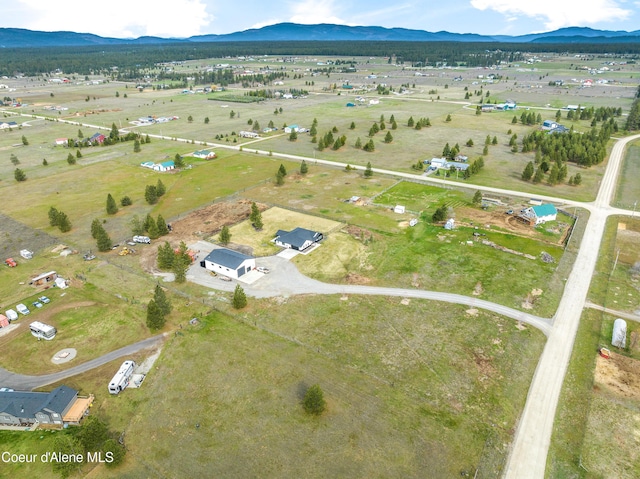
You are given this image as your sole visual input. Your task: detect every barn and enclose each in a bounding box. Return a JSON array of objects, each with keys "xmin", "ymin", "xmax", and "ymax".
[{"xmin": 202, "ymin": 248, "xmax": 255, "ymax": 279}]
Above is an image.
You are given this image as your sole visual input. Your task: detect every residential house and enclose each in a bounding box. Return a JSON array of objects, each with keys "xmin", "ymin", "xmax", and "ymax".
[
  {"xmin": 89, "ymin": 132, "xmax": 105, "ymax": 144},
  {"xmin": 284, "ymin": 124, "xmax": 299, "ymax": 133},
  {"xmin": 192, "ymin": 149, "xmax": 217, "ymax": 159},
  {"xmin": 0, "ymin": 385, "xmax": 92, "ymax": 428},
  {"xmin": 201, "ymin": 248, "xmax": 255, "ymax": 279},
  {"xmin": 54, "ymin": 138, "xmax": 68, "ymax": 146},
  {"xmin": 239, "ymin": 131, "xmax": 260, "ymax": 138},
  {"xmin": 274, "ymin": 227, "xmax": 323, "ymax": 251},
  {"xmin": 0, "ymin": 121, "xmax": 18, "ymax": 129},
  {"xmin": 521, "ymin": 204, "xmax": 557, "ymax": 225},
  {"xmin": 153, "ymin": 161, "xmax": 175, "ymax": 172},
  {"xmin": 140, "ymin": 161, "xmax": 155, "ymax": 169}
]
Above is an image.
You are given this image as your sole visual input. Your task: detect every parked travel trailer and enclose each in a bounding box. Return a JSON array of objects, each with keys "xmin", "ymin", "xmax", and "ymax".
[
  {"xmin": 108, "ymin": 360, "xmax": 136, "ymax": 395},
  {"xmin": 29, "ymin": 321, "xmax": 57, "ymax": 340}
]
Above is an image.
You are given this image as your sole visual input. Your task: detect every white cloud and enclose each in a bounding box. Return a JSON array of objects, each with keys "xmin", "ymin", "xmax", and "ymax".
[
  {"xmin": 470, "ymin": 0, "xmax": 631, "ymax": 30},
  {"xmin": 18, "ymin": 0, "xmax": 213, "ymax": 38},
  {"xmin": 287, "ymin": 0, "xmax": 346, "ymax": 25}
]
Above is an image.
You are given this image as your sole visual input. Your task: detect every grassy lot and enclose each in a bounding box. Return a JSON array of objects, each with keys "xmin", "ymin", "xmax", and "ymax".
[
  {"xmin": 613, "ymin": 140, "xmax": 640, "ymax": 210},
  {"xmin": 588, "ymin": 216, "xmax": 640, "ymax": 313},
  {"xmin": 227, "ymin": 206, "xmax": 343, "ymax": 256},
  {"xmin": 27, "ymin": 295, "xmax": 543, "ymax": 479}
]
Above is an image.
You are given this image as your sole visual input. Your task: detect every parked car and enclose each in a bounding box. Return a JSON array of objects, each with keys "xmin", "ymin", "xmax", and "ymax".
[
  {"xmin": 39, "ymin": 296, "xmax": 51, "ymax": 304},
  {"xmin": 256, "ymin": 266, "xmax": 270, "ymax": 274},
  {"xmin": 32, "ymin": 301, "xmax": 43, "ymax": 309},
  {"xmin": 506, "ymin": 210, "xmax": 514, "ymax": 215},
  {"xmin": 219, "ymin": 275, "xmax": 232, "ymax": 282},
  {"xmin": 5, "ymin": 309, "xmax": 18, "ymax": 321},
  {"xmin": 16, "ymin": 304, "xmax": 30, "ymax": 315}
]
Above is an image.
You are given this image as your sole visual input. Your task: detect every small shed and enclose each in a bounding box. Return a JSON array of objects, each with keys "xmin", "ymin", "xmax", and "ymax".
[
  {"xmin": 612, "ymin": 318, "xmax": 627, "ymax": 348},
  {"xmin": 444, "ymin": 218, "xmax": 455, "ymax": 230},
  {"xmin": 394, "ymin": 205, "xmax": 405, "ymax": 214}
]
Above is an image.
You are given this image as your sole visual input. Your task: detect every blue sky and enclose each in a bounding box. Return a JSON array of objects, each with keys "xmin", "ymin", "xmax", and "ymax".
[{"xmin": 4, "ymin": 0, "xmax": 640, "ymax": 38}]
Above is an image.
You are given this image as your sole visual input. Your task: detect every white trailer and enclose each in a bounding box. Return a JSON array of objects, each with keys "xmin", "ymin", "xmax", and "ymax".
[
  {"xmin": 132, "ymin": 235, "xmax": 151, "ymax": 244},
  {"xmin": 108, "ymin": 360, "xmax": 136, "ymax": 395},
  {"xmin": 29, "ymin": 321, "xmax": 57, "ymax": 340}
]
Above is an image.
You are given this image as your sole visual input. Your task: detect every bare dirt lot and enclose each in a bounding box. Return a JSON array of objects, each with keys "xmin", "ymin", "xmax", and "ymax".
[
  {"xmin": 0, "ymin": 212, "xmax": 59, "ymax": 258},
  {"xmin": 594, "ymin": 352, "xmax": 640, "ymax": 400}
]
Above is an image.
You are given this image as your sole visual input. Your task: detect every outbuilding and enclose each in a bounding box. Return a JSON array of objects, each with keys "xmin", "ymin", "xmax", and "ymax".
[
  {"xmin": 202, "ymin": 248, "xmax": 255, "ymax": 279},
  {"xmin": 612, "ymin": 318, "xmax": 627, "ymax": 348},
  {"xmin": 153, "ymin": 161, "xmax": 175, "ymax": 172}
]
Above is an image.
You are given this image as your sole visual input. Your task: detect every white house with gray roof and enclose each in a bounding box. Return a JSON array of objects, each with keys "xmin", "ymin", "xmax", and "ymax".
[
  {"xmin": 202, "ymin": 248, "xmax": 255, "ymax": 279},
  {"xmin": 274, "ymin": 227, "xmax": 323, "ymax": 251}
]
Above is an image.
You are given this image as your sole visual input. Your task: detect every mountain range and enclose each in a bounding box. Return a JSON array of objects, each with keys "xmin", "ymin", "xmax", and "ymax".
[{"xmin": 1, "ymin": 23, "xmax": 640, "ymax": 48}]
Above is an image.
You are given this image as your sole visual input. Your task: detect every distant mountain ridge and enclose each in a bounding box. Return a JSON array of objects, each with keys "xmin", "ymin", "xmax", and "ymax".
[{"xmin": 2, "ymin": 23, "xmax": 640, "ymax": 48}]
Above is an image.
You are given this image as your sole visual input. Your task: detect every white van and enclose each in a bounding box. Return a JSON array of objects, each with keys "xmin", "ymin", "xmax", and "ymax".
[
  {"xmin": 16, "ymin": 304, "xmax": 30, "ymax": 315},
  {"xmin": 5, "ymin": 309, "xmax": 18, "ymax": 321}
]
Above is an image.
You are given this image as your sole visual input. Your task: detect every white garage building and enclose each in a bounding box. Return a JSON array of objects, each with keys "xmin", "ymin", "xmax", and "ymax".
[{"xmin": 202, "ymin": 248, "xmax": 255, "ymax": 279}]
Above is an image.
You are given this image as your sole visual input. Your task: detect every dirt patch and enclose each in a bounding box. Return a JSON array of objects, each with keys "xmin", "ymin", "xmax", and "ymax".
[
  {"xmin": 522, "ymin": 288, "xmax": 544, "ymax": 309},
  {"xmin": 344, "ymin": 225, "xmax": 373, "ymax": 243},
  {"xmin": 472, "ymin": 281, "xmax": 484, "ymax": 296},
  {"xmin": 466, "ymin": 308, "xmax": 479, "ymax": 316},
  {"xmin": 594, "ymin": 352, "xmax": 640, "ymax": 400},
  {"xmin": 345, "ymin": 273, "xmax": 371, "ymax": 284}
]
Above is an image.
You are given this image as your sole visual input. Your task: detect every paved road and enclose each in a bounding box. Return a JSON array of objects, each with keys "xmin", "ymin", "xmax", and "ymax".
[
  {"xmin": 503, "ymin": 133, "xmax": 640, "ymax": 479},
  {"xmin": 0, "ymin": 334, "xmax": 165, "ymax": 390}
]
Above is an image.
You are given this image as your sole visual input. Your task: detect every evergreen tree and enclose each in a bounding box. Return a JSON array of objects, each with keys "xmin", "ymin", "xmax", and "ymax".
[
  {"xmin": 384, "ymin": 131, "xmax": 393, "ymax": 143},
  {"xmin": 147, "ymin": 219, "xmax": 160, "ymax": 239},
  {"xmin": 250, "ymin": 202, "xmax": 263, "ymax": 230},
  {"xmin": 96, "ymin": 227, "xmax": 112, "ymax": 252},
  {"xmin": 574, "ymin": 172, "xmax": 582, "ymax": 185},
  {"xmin": 157, "ymin": 242, "xmax": 175, "ymax": 270},
  {"xmin": 364, "ymin": 161, "xmax": 373, "ymax": 177},
  {"xmin": 355, "ymin": 137, "xmax": 362, "ymax": 149},
  {"xmin": 14, "ymin": 168, "xmax": 26, "ymax": 181},
  {"xmin": 278, "ymin": 164, "xmax": 287, "ymax": 176},
  {"xmin": 156, "ymin": 214, "xmax": 169, "ymax": 236},
  {"xmin": 78, "ymin": 416, "xmax": 109, "ymax": 452},
  {"xmin": 146, "ymin": 299, "xmax": 165, "ymax": 330},
  {"xmin": 76, "ymin": 149, "xmax": 82, "ymax": 159},
  {"xmin": 472, "ymin": 190, "xmax": 483, "ymax": 205},
  {"xmin": 154, "ymin": 284, "xmax": 172, "ymax": 316},
  {"xmin": 445, "ymin": 114, "xmax": 452, "ymax": 122},
  {"xmin": 103, "ymin": 439, "xmax": 126, "ymax": 468},
  {"xmin": 300, "ymin": 160, "xmax": 308, "ymax": 175},
  {"xmin": 219, "ymin": 225, "xmax": 231, "ymax": 244},
  {"xmin": 106, "ymin": 194, "xmax": 118, "ymax": 215},
  {"xmin": 174, "ymin": 153, "xmax": 185, "ymax": 168},
  {"xmin": 407, "ymin": 116, "xmax": 414, "ymax": 127},
  {"xmin": 109, "ymin": 123, "xmax": 119, "ymax": 140},
  {"xmin": 91, "ymin": 218, "xmax": 101, "ymax": 238},
  {"xmin": 466, "ymin": 138, "xmax": 474, "ymax": 147},
  {"xmin": 156, "ymin": 179, "xmax": 166, "ymax": 197},
  {"xmin": 289, "ymin": 131, "xmax": 298, "ymax": 141},
  {"xmin": 548, "ymin": 165, "xmax": 559, "ymax": 185},
  {"xmin": 349, "ymin": 121, "xmax": 356, "ymax": 130},
  {"xmin": 363, "ymin": 139, "xmax": 375, "ymax": 152},
  {"xmin": 145, "ymin": 185, "xmax": 158, "ymax": 204},
  {"xmin": 521, "ymin": 161, "xmax": 535, "ymax": 181},
  {"xmin": 49, "ymin": 207, "xmax": 60, "ymax": 227},
  {"xmin": 492, "ymin": 136, "xmax": 498, "ymax": 145},
  {"xmin": 57, "ymin": 212, "xmax": 72, "ymax": 232},
  {"xmin": 121, "ymin": 196, "xmax": 132, "ymax": 206},
  {"xmin": 303, "ymin": 384, "xmax": 326, "ymax": 415},
  {"xmin": 42, "ymin": 158, "xmax": 48, "ymax": 166},
  {"xmin": 232, "ymin": 284, "xmax": 248, "ymax": 309},
  {"xmin": 432, "ymin": 204, "xmax": 448, "ymax": 222},
  {"xmin": 532, "ymin": 167, "xmax": 545, "ymax": 184},
  {"xmin": 275, "ymin": 170, "xmax": 285, "ymax": 186},
  {"xmin": 133, "ymin": 139, "xmax": 141, "ymax": 152},
  {"xmin": 51, "ymin": 434, "xmax": 84, "ymax": 478}
]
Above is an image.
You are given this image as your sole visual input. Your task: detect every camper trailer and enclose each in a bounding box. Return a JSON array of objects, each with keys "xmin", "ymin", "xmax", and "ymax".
[
  {"xmin": 29, "ymin": 321, "xmax": 57, "ymax": 340},
  {"xmin": 108, "ymin": 360, "xmax": 136, "ymax": 395}
]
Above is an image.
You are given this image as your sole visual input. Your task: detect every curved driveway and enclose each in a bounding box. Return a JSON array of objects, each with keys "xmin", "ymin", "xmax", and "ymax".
[{"xmin": 0, "ymin": 334, "xmax": 165, "ymax": 390}]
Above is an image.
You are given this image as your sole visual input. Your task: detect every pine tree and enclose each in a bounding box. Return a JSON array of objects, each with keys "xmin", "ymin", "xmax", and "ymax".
[
  {"xmin": 121, "ymin": 196, "xmax": 132, "ymax": 206},
  {"xmin": 174, "ymin": 153, "xmax": 185, "ymax": 168},
  {"xmin": 532, "ymin": 167, "xmax": 545, "ymax": 184},
  {"xmin": 364, "ymin": 162, "xmax": 373, "ymax": 178},
  {"xmin": 157, "ymin": 242, "xmax": 175, "ymax": 270},
  {"xmin": 146, "ymin": 299, "xmax": 165, "ymax": 330},
  {"xmin": 219, "ymin": 225, "xmax": 231, "ymax": 244},
  {"xmin": 574, "ymin": 173, "xmax": 582, "ymax": 185},
  {"xmin": 250, "ymin": 202, "xmax": 263, "ymax": 230},
  {"xmin": 275, "ymin": 170, "xmax": 285, "ymax": 186},
  {"xmin": 349, "ymin": 121, "xmax": 356, "ymax": 130},
  {"xmin": 156, "ymin": 180, "xmax": 166, "ymax": 197},
  {"xmin": 49, "ymin": 207, "xmax": 61, "ymax": 227},
  {"xmin": 145, "ymin": 185, "xmax": 158, "ymax": 204},
  {"xmin": 106, "ymin": 194, "xmax": 118, "ymax": 215},
  {"xmin": 300, "ymin": 160, "xmax": 308, "ymax": 175},
  {"xmin": 432, "ymin": 204, "xmax": 448, "ymax": 222},
  {"xmin": 154, "ymin": 284, "xmax": 172, "ymax": 316},
  {"xmin": 407, "ymin": 116, "xmax": 414, "ymax": 127},
  {"xmin": 232, "ymin": 284, "xmax": 248, "ymax": 309},
  {"xmin": 14, "ymin": 168, "xmax": 27, "ymax": 181},
  {"xmin": 355, "ymin": 137, "xmax": 362, "ymax": 149},
  {"xmin": 96, "ymin": 227, "xmax": 112, "ymax": 252},
  {"xmin": 76, "ymin": 149, "xmax": 82, "ymax": 159},
  {"xmin": 278, "ymin": 164, "xmax": 287, "ymax": 176},
  {"xmin": 156, "ymin": 214, "xmax": 169, "ymax": 236},
  {"xmin": 303, "ymin": 384, "xmax": 326, "ymax": 415},
  {"xmin": 472, "ymin": 190, "xmax": 483, "ymax": 205},
  {"xmin": 521, "ymin": 161, "xmax": 535, "ymax": 181},
  {"xmin": 147, "ymin": 220, "xmax": 160, "ymax": 240},
  {"xmin": 143, "ymin": 214, "xmax": 155, "ymax": 233},
  {"xmin": 384, "ymin": 131, "xmax": 393, "ymax": 143},
  {"xmin": 57, "ymin": 212, "xmax": 72, "ymax": 232},
  {"xmin": 91, "ymin": 218, "xmax": 101, "ymax": 238}
]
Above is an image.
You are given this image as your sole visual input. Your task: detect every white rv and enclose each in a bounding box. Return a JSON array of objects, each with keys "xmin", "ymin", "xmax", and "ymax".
[
  {"xmin": 5, "ymin": 309, "xmax": 18, "ymax": 321},
  {"xmin": 108, "ymin": 360, "xmax": 136, "ymax": 395},
  {"xmin": 29, "ymin": 321, "xmax": 57, "ymax": 340}
]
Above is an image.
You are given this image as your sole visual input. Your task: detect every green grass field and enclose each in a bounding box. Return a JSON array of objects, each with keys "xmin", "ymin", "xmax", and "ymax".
[{"xmin": 614, "ymin": 140, "xmax": 640, "ymax": 210}]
